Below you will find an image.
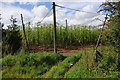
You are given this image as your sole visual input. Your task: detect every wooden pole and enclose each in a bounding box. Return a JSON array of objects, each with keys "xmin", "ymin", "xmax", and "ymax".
[
  {"xmin": 65, "ymin": 19, "xmax": 68, "ymax": 34},
  {"xmin": 20, "ymin": 14, "xmax": 29, "ymax": 51},
  {"xmin": 95, "ymin": 14, "xmax": 108, "ymax": 50},
  {"xmin": 65, "ymin": 19, "xmax": 68, "ymax": 48},
  {"xmin": 94, "ymin": 14, "xmax": 108, "ymax": 62},
  {"xmin": 53, "ymin": 2, "xmax": 57, "ymax": 53}
]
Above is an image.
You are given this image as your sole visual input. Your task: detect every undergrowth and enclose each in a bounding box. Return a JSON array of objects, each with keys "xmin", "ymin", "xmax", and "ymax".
[
  {"xmin": 41, "ymin": 53, "xmax": 82, "ymax": 78},
  {"xmin": 2, "ymin": 50, "xmax": 66, "ymax": 78},
  {"xmin": 1, "ymin": 46, "xmax": 119, "ymax": 78}
]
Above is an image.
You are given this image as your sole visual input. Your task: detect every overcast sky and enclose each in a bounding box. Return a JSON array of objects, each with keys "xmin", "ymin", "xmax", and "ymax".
[{"xmin": 0, "ymin": 0, "xmax": 110, "ymax": 28}]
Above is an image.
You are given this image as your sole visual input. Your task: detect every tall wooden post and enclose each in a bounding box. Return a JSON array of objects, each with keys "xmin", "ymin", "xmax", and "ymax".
[
  {"xmin": 65, "ymin": 19, "xmax": 68, "ymax": 48},
  {"xmin": 95, "ymin": 14, "xmax": 108, "ymax": 51},
  {"xmin": 65, "ymin": 19, "xmax": 68, "ymax": 34},
  {"xmin": 53, "ymin": 2, "xmax": 57, "ymax": 53},
  {"xmin": 20, "ymin": 14, "xmax": 29, "ymax": 51}
]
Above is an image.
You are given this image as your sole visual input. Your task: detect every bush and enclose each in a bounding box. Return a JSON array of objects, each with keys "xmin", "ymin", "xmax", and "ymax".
[
  {"xmin": 91, "ymin": 53, "xmax": 118, "ymax": 78},
  {"xmin": 108, "ymin": 26, "xmax": 120, "ymax": 53},
  {"xmin": 2, "ymin": 55, "xmax": 16, "ymax": 67},
  {"xmin": 2, "ymin": 52, "xmax": 66, "ymax": 78}
]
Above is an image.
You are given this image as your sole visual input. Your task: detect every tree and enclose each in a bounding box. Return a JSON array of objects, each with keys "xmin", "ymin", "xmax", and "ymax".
[
  {"xmin": 2, "ymin": 16, "xmax": 22, "ymax": 55},
  {"xmin": 0, "ymin": 13, "xmax": 3, "ymax": 42},
  {"xmin": 98, "ymin": 1, "xmax": 120, "ymax": 53},
  {"xmin": 98, "ymin": 1, "xmax": 120, "ymax": 72}
]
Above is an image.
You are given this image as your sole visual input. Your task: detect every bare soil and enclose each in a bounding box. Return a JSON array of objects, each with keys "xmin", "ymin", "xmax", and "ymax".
[
  {"xmin": 29, "ymin": 44, "xmax": 93, "ymax": 55},
  {"xmin": 60, "ymin": 50, "xmax": 87, "ymax": 55}
]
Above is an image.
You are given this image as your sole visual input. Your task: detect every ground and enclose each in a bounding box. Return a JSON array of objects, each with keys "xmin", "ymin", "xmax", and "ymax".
[
  {"xmin": 29, "ymin": 44, "xmax": 94, "ymax": 55},
  {"xmin": 1, "ymin": 45, "xmax": 119, "ymax": 78}
]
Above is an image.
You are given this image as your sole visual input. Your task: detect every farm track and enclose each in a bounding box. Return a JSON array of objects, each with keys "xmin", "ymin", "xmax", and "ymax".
[
  {"xmin": 40, "ymin": 58, "xmax": 66, "ymax": 77},
  {"xmin": 60, "ymin": 50, "xmax": 87, "ymax": 55},
  {"xmin": 40, "ymin": 57, "xmax": 81, "ymax": 78},
  {"xmin": 63, "ymin": 58, "xmax": 82, "ymax": 78},
  {"xmin": 29, "ymin": 46, "xmax": 90, "ymax": 55},
  {"xmin": 59, "ymin": 58, "xmax": 80, "ymax": 78},
  {"xmin": 29, "ymin": 44, "xmax": 94, "ymax": 55},
  {"xmin": 63, "ymin": 58, "xmax": 80, "ymax": 75}
]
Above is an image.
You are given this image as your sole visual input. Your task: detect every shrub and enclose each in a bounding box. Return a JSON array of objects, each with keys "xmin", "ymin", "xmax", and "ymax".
[{"xmin": 2, "ymin": 55, "xmax": 16, "ymax": 67}]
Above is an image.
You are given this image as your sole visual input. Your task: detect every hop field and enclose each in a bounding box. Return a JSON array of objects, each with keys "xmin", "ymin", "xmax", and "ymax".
[{"xmin": 22, "ymin": 24, "xmax": 100, "ymax": 47}]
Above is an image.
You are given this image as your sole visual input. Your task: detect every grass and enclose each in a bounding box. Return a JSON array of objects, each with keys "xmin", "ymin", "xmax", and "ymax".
[
  {"xmin": 64, "ymin": 48, "xmax": 119, "ymax": 78},
  {"xmin": 91, "ymin": 54, "xmax": 119, "ymax": 78},
  {"xmin": 64, "ymin": 53, "xmax": 93, "ymax": 78},
  {"xmin": 1, "ymin": 46, "xmax": 119, "ymax": 78},
  {"xmin": 41, "ymin": 53, "xmax": 82, "ymax": 78},
  {"xmin": 2, "ymin": 50, "xmax": 66, "ymax": 78}
]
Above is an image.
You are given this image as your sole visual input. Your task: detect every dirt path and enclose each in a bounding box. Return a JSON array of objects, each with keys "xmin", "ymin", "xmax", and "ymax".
[
  {"xmin": 29, "ymin": 45, "xmax": 91, "ymax": 55},
  {"xmin": 40, "ymin": 59, "xmax": 66, "ymax": 78},
  {"xmin": 30, "ymin": 48, "xmax": 88, "ymax": 55},
  {"xmin": 60, "ymin": 50, "xmax": 87, "ymax": 55},
  {"xmin": 64, "ymin": 58, "xmax": 80, "ymax": 74}
]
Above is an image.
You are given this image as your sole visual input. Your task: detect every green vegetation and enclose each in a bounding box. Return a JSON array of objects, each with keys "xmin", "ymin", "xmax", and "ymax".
[
  {"xmin": 98, "ymin": 1, "xmax": 120, "ymax": 53},
  {"xmin": 64, "ymin": 50, "xmax": 119, "ymax": 78},
  {"xmin": 1, "ymin": 46, "xmax": 119, "ymax": 78},
  {"xmin": 64, "ymin": 55, "xmax": 90, "ymax": 78},
  {"xmin": 1, "ymin": 1, "xmax": 119, "ymax": 79},
  {"xmin": 2, "ymin": 16, "xmax": 22, "ymax": 54},
  {"xmin": 2, "ymin": 50, "xmax": 65, "ymax": 78},
  {"xmin": 91, "ymin": 53, "xmax": 119, "ymax": 78},
  {"xmin": 23, "ymin": 23, "xmax": 100, "ymax": 46},
  {"xmin": 41, "ymin": 53, "xmax": 82, "ymax": 78}
]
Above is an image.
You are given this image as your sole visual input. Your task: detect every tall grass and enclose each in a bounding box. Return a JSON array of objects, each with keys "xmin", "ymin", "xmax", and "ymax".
[
  {"xmin": 2, "ymin": 50, "xmax": 66, "ymax": 78},
  {"xmin": 1, "ymin": 46, "xmax": 119, "ymax": 78},
  {"xmin": 20, "ymin": 23, "xmax": 100, "ymax": 47},
  {"xmin": 41, "ymin": 53, "xmax": 82, "ymax": 78}
]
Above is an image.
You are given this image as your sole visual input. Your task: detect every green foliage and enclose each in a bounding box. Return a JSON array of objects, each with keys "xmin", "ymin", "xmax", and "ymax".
[
  {"xmin": 21, "ymin": 24, "xmax": 100, "ymax": 47},
  {"xmin": 19, "ymin": 53, "xmax": 65, "ymax": 67},
  {"xmin": 2, "ymin": 16, "xmax": 22, "ymax": 55},
  {"xmin": 41, "ymin": 54, "xmax": 82, "ymax": 78},
  {"xmin": 98, "ymin": 1, "xmax": 120, "ymax": 53},
  {"xmin": 91, "ymin": 53, "xmax": 118, "ymax": 78},
  {"xmin": 2, "ymin": 51, "xmax": 65, "ymax": 78},
  {"xmin": 108, "ymin": 22, "xmax": 120, "ymax": 53},
  {"xmin": 64, "ymin": 50, "xmax": 118, "ymax": 78},
  {"xmin": 98, "ymin": 1, "xmax": 120, "ymax": 15},
  {"xmin": 1, "ymin": 46, "xmax": 119, "ymax": 78},
  {"xmin": 64, "ymin": 55, "xmax": 90, "ymax": 78},
  {"xmin": 2, "ymin": 55, "xmax": 16, "ymax": 67}
]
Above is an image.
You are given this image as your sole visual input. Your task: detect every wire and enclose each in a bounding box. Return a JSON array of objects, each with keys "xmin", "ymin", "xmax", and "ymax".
[
  {"xmin": 55, "ymin": 4, "xmax": 103, "ymax": 15},
  {"xmin": 38, "ymin": 7, "xmax": 53, "ymax": 24}
]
